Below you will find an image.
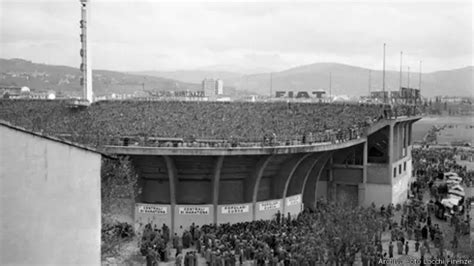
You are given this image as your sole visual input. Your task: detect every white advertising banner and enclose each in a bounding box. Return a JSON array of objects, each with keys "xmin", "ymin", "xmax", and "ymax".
[
  {"xmin": 286, "ymin": 195, "xmax": 302, "ymax": 206},
  {"xmin": 137, "ymin": 204, "xmax": 168, "ymax": 214},
  {"xmin": 221, "ymin": 205, "xmax": 249, "ymax": 214},
  {"xmin": 178, "ymin": 207, "xmax": 210, "ymax": 215},
  {"xmin": 259, "ymin": 200, "xmax": 281, "ymax": 211}
]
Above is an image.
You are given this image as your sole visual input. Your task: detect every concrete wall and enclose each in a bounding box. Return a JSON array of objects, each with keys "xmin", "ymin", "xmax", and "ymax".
[
  {"xmin": 364, "ymin": 183, "xmax": 393, "ymax": 206},
  {"xmin": 316, "ymin": 181, "xmax": 328, "ymax": 200},
  {"xmin": 135, "ymin": 196, "xmax": 302, "ymax": 233},
  {"xmin": 336, "ymin": 184, "xmax": 359, "ymax": 206},
  {"xmin": 257, "ymin": 176, "xmax": 273, "ymax": 201},
  {"xmin": 333, "ymin": 168, "xmax": 363, "ymax": 184},
  {"xmin": 367, "ymin": 163, "xmax": 390, "ymax": 184},
  {"xmin": 391, "ymin": 158, "xmax": 413, "ymax": 204},
  {"xmin": 219, "ymin": 180, "xmax": 245, "ymax": 204},
  {"xmin": 177, "ymin": 181, "xmax": 212, "ymax": 204},
  {"xmin": 175, "ymin": 156, "xmax": 214, "ymax": 204},
  {"xmin": 0, "ymin": 125, "xmax": 101, "ymax": 265},
  {"xmin": 220, "ymin": 155, "xmax": 257, "ymax": 204},
  {"xmin": 141, "ymin": 179, "xmax": 170, "ymax": 203},
  {"xmin": 131, "ymin": 155, "xmax": 170, "ymax": 204}
]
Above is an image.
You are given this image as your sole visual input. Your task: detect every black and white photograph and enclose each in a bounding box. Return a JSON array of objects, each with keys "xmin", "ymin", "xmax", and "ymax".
[{"xmin": 0, "ymin": 0, "xmax": 473, "ymax": 265}]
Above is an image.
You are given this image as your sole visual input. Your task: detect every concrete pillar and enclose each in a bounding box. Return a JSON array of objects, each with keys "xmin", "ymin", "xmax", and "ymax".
[
  {"xmin": 245, "ymin": 155, "xmax": 274, "ymax": 221},
  {"xmin": 399, "ymin": 123, "xmax": 403, "ymax": 159},
  {"xmin": 327, "ymin": 155, "xmax": 337, "ymax": 202},
  {"xmin": 388, "ymin": 124, "xmax": 394, "ymax": 186},
  {"xmin": 163, "ymin": 155, "xmax": 177, "ymax": 235},
  {"xmin": 403, "ymin": 123, "xmax": 407, "ymax": 150},
  {"xmin": 363, "ymin": 141, "xmax": 368, "ymax": 183},
  {"xmin": 212, "ymin": 156, "xmax": 224, "ymax": 225},
  {"xmin": 360, "ymin": 141, "xmax": 368, "ymax": 206},
  {"xmin": 393, "ymin": 123, "xmax": 399, "ymax": 161},
  {"xmin": 408, "ymin": 121, "xmax": 412, "ymax": 145},
  {"xmin": 395, "ymin": 123, "xmax": 398, "ymax": 160}
]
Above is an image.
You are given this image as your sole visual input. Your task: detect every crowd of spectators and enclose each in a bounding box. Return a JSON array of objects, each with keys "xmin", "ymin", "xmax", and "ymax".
[
  {"xmin": 412, "ymin": 147, "xmax": 474, "ymax": 188},
  {"xmin": 131, "ymin": 145, "xmax": 474, "ymax": 266},
  {"xmin": 138, "ymin": 200, "xmax": 389, "ymax": 265},
  {"xmin": 138, "ymin": 198, "xmax": 471, "ymax": 266},
  {"xmin": 408, "ymin": 146, "xmax": 473, "ymax": 260},
  {"xmin": 0, "ymin": 99, "xmax": 419, "ymax": 148}
]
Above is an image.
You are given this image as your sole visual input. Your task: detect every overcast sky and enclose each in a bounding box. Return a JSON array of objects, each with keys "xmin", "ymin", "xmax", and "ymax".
[{"xmin": 0, "ymin": 0, "xmax": 472, "ymax": 73}]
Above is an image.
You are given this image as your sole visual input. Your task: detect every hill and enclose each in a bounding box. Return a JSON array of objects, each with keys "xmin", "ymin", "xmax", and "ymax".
[
  {"xmin": 133, "ymin": 70, "xmax": 242, "ymax": 84},
  {"xmin": 222, "ymin": 63, "xmax": 473, "ymax": 98},
  {"xmin": 1, "ymin": 59, "xmax": 471, "ymax": 98},
  {"xmin": 0, "ymin": 58, "xmax": 199, "ymax": 97}
]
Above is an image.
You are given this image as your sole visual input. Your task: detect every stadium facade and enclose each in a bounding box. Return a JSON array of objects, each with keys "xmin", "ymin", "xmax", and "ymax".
[{"xmin": 105, "ymin": 116, "xmax": 420, "ymax": 235}]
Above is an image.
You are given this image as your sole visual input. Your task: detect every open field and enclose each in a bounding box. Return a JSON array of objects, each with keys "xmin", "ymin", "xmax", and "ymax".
[
  {"xmin": 412, "ymin": 116, "xmax": 474, "ymax": 143},
  {"xmin": 437, "ymin": 125, "xmax": 474, "ymax": 145}
]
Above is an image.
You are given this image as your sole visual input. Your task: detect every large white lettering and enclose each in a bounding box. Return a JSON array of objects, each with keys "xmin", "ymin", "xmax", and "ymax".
[{"xmin": 275, "ymin": 91, "xmax": 326, "ymax": 99}]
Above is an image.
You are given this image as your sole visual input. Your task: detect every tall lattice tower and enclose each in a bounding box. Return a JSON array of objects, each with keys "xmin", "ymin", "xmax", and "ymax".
[{"xmin": 79, "ymin": 0, "xmax": 93, "ymax": 102}]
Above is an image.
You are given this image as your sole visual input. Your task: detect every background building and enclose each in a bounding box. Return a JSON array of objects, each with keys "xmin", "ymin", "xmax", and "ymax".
[
  {"xmin": 215, "ymin": 79, "xmax": 224, "ymax": 95},
  {"xmin": 202, "ymin": 78, "xmax": 216, "ymax": 98}
]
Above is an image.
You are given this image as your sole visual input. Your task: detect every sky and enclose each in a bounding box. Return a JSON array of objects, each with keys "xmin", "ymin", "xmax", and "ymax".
[{"xmin": 0, "ymin": 0, "xmax": 472, "ymax": 73}]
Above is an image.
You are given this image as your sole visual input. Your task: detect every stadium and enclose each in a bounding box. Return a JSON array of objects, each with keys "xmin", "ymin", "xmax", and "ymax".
[
  {"xmin": 6, "ymin": 1, "xmax": 473, "ymax": 264},
  {"xmin": 0, "ymin": 99, "xmax": 421, "ymax": 238}
]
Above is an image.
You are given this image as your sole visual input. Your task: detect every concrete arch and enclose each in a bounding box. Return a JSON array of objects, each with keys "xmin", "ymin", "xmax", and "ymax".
[
  {"xmin": 279, "ymin": 153, "xmax": 313, "ymax": 214},
  {"xmin": 243, "ymin": 155, "xmax": 274, "ymax": 220},
  {"xmin": 301, "ymin": 152, "xmax": 332, "ymax": 195},
  {"xmin": 302, "ymin": 152, "xmax": 333, "ymax": 210},
  {"xmin": 280, "ymin": 153, "xmax": 313, "ymax": 199},
  {"xmin": 273, "ymin": 153, "xmax": 312, "ymax": 200},
  {"xmin": 287, "ymin": 153, "xmax": 322, "ymax": 196},
  {"xmin": 163, "ymin": 155, "xmax": 178, "ymax": 235},
  {"xmin": 313, "ymin": 155, "xmax": 333, "ymax": 207},
  {"xmin": 245, "ymin": 155, "xmax": 274, "ymax": 203}
]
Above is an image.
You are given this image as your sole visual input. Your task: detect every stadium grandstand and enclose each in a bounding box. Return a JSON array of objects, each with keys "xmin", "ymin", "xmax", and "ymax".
[
  {"xmin": 0, "ymin": 99, "xmax": 421, "ymax": 236},
  {"xmin": 0, "ymin": 100, "xmax": 417, "ymax": 147}
]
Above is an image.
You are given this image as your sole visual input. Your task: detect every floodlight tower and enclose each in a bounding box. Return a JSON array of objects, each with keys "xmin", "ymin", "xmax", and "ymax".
[
  {"xmin": 382, "ymin": 43, "xmax": 386, "ymax": 104},
  {"xmin": 79, "ymin": 0, "xmax": 93, "ymax": 102}
]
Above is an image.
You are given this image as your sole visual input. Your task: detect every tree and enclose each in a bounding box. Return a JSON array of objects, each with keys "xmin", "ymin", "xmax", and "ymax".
[
  {"xmin": 101, "ymin": 156, "xmax": 141, "ymax": 259},
  {"xmin": 101, "ymin": 156, "xmax": 141, "ymax": 220}
]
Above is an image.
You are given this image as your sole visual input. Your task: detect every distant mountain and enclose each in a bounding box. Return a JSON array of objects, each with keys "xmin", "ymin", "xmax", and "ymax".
[
  {"xmin": 196, "ymin": 64, "xmax": 275, "ymax": 75},
  {"xmin": 422, "ymin": 67, "xmax": 473, "ymax": 97},
  {"xmin": 133, "ymin": 64, "xmax": 275, "ymax": 84},
  {"xmin": 1, "ymin": 59, "xmax": 471, "ymax": 98},
  {"xmin": 133, "ymin": 70, "xmax": 242, "ymax": 84},
  {"xmin": 221, "ymin": 63, "xmax": 473, "ymax": 98},
  {"xmin": 0, "ymin": 58, "xmax": 199, "ymax": 97}
]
